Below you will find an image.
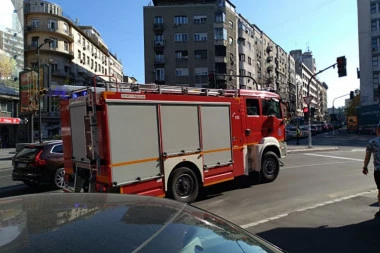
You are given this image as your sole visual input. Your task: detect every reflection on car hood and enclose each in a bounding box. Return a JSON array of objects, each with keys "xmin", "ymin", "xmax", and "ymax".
[{"xmin": 0, "ymin": 193, "xmax": 285, "ymax": 253}]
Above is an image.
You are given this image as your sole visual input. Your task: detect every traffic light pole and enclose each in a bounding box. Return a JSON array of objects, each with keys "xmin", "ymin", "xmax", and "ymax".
[{"xmin": 306, "ymin": 63, "xmax": 337, "ymax": 148}]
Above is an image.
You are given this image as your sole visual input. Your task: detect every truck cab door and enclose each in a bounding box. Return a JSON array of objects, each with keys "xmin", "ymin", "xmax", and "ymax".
[
  {"xmin": 261, "ymin": 98, "xmax": 284, "ymax": 140},
  {"xmin": 244, "ymin": 98, "xmax": 262, "ymax": 143}
]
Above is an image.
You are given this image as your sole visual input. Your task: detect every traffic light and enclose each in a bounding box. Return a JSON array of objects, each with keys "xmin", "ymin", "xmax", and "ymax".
[
  {"xmin": 350, "ymin": 90, "xmax": 354, "ymax": 99},
  {"xmin": 311, "ymin": 107, "xmax": 316, "ymax": 117},
  {"xmin": 303, "ymin": 107, "xmax": 309, "ymax": 121},
  {"xmin": 337, "ymin": 56, "xmax": 347, "ymax": 77},
  {"xmin": 208, "ymin": 73, "xmax": 215, "ymax": 88}
]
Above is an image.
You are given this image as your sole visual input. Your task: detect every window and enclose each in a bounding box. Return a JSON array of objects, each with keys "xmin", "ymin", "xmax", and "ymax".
[
  {"xmin": 229, "ymin": 20, "xmax": 233, "ymax": 29},
  {"xmin": 239, "ymin": 69, "xmax": 246, "ymax": 76},
  {"xmin": 237, "ymin": 38, "xmax": 245, "ymax": 46},
  {"xmin": 239, "ymin": 54, "xmax": 245, "ymax": 62},
  {"xmin": 154, "ymin": 34, "xmax": 164, "ymax": 45},
  {"xmin": 175, "ymin": 33, "xmax": 188, "ymax": 42},
  {"xmin": 215, "ymin": 12, "xmax": 225, "ymax": 23},
  {"xmin": 214, "ymin": 28, "xmax": 227, "ymax": 40},
  {"xmin": 229, "ymin": 37, "xmax": 233, "ymax": 45},
  {"xmin": 372, "ymin": 38, "xmax": 378, "ymax": 50},
  {"xmin": 247, "ymin": 42, "xmax": 251, "ymax": 50},
  {"xmin": 194, "ymin": 33, "xmax": 207, "ymax": 41},
  {"xmin": 373, "ymin": 3, "xmax": 378, "ymax": 14},
  {"xmin": 32, "ymin": 19, "xmax": 39, "ymax": 27},
  {"xmin": 31, "ymin": 36, "xmax": 39, "ymax": 47},
  {"xmin": 175, "ymin": 68, "xmax": 189, "ymax": 76},
  {"xmin": 49, "ymin": 38, "xmax": 57, "ymax": 48},
  {"xmin": 48, "ymin": 19, "xmax": 57, "ymax": 30},
  {"xmin": 155, "ymin": 68, "xmax": 165, "ymax": 81},
  {"xmin": 373, "ymin": 56, "xmax": 379, "ymax": 68},
  {"xmin": 246, "ymin": 99, "xmax": 259, "ymax": 116},
  {"xmin": 78, "ymin": 50, "xmax": 81, "ymax": 59},
  {"xmin": 248, "ymin": 57, "xmax": 252, "ymax": 65},
  {"xmin": 63, "ymin": 23, "xmax": 68, "ymax": 34},
  {"xmin": 374, "ymin": 73, "xmax": 379, "ymax": 85},
  {"xmin": 262, "ymin": 98, "xmax": 281, "ymax": 118},
  {"xmin": 50, "ymin": 64, "xmax": 58, "ymax": 73},
  {"xmin": 154, "ymin": 16, "xmax": 163, "ymax": 24},
  {"xmin": 52, "ymin": 144, "xmax": 63, "ymax": 153},
  {"xmin": 194, "ymin": 50, "xmax": 207, "ymax": 59},
  {"xmin": 87, "ymin": 56, "xmax": 90, "ymax": 65},
  {"xmin": 194, "ymin": 67, "xmax": 208, "ymax": 76},
  {"xmin": 175, "ymin": 50, "xmax": 188, "ymax": 59},
  {"xmin": 372, "ymin": 20, "xmax": 377, "ymax": 31},
  {"xmin": 193, "ymin": 16, "xmax": 207, "ymax": 24},
  {"xmin": 64, "ymin": 41, "xmax": 68, "ymax": 51},
  {"xmin": 174, "ymin": 16, "xmax": 188, "ymax": 25},
  {"xmin": 155, "ymin": 52, "xmax": 164, "ymax": 62}
]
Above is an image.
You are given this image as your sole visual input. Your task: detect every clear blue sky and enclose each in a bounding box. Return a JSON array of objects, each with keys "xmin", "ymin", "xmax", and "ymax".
[{"xmin": 53, "ymin": 0, "xmax": 359, "ymax": 108}]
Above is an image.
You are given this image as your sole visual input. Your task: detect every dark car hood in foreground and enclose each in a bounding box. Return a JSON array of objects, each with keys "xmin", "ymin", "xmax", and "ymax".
[{"xmin": 0, "ymin": 193, "xmax": 285, "ymax": 253}]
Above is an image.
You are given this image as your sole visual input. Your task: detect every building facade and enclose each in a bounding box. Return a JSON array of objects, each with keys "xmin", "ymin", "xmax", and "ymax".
[
  {"xmin": 144, "ymin": 0, "xmax": 329, "ymax": 122},
  {"xmin": 357, "ymin": 0, "xmax": 380, "ymax": 106},
  {"xmin": 22, "ymin": 0, "xmax": 123, "ymax": 141}
]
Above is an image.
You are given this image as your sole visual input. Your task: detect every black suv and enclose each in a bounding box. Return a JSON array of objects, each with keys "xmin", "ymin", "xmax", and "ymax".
[{"xmin": 12, "ymin": 140, "xmax": 67, "ymax": 188}]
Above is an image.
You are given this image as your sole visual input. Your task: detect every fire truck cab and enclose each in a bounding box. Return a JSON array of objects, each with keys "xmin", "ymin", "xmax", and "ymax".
[{"xmin": 60, "ymin": 82, "xmax": 287, "ymax": 203}]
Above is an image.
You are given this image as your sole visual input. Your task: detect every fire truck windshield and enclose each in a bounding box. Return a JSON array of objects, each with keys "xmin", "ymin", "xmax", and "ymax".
[{"xmin": 262, "ymin": 99, "xmax": 281, "ymax": 118}]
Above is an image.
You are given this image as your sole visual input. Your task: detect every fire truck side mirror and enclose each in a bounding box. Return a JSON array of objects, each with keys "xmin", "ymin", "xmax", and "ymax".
[{"xmin": 245, "ymin": 129, "xmax": 251, "ymax": 136}]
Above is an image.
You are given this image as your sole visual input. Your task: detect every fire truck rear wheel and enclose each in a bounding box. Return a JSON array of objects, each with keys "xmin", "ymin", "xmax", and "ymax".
[
  {"xmin": 169, "ymin": 167, "xmax": 199, "ymax": 204},
  {"xmin": 260, "ymin": 151, "xmax": 279, "ymax": 182}
]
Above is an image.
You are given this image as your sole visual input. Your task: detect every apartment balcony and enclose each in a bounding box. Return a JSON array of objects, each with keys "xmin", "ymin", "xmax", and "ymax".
[
  {"xmin": 24, "ymin": 26, "xmax": 74, "ymax": 42},
  {"xmin": 153, "ymin": 23, "xmax": 165, "ymax": 32},
  {"xmin": 215, "ymin": 56, "xmax": 227, "ymax": 63},
  {"xmin": 266, "ymin": 45, "xmax": 273, "ymax": 53},
  {"xmin": 214, "ymin": 39, "xmax": 228, "ymax": 47},
  {"xmin": 267, "ymin": 56, "xmax": 273, "ymax": 62},
  {"xmin": 154, "ymin": 40, "xmax": 165, "ymax": 49},
  {"xmin": 267, "ymin": 65, "xmax": 274, "ymax": 72},
  {"xmin": 51, "ymin": 69, "xmax": 74, "ymax": 78},
  {"xmin": 154, "ymin": 58, "xmax": 165, "ymax": 66}
]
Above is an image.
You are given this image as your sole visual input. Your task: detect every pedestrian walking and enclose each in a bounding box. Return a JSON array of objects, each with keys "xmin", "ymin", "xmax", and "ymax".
[
  {"xmin": 296, "ymin": 126, "xmax": 301, "ymax": 145},
  {"xmin": 362, "ymin": 124, "xmax": 380, "ymax": 217}
]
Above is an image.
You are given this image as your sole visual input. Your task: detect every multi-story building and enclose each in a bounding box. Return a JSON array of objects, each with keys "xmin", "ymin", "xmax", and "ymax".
[
  {"xmin": 144, "ymin": 0, "xmax": 239, "ymax": 89},
  {"xmin": 22, "ymin": 0, "xmax": 123, "ymax": 141},
  {"xmin": 144, "ymin": 0, "xmax": 328, "ymax": 121},
  {"xmin": 357, "ymin": 0, "xmax": 380, "ymax": 107},
  {"xmin": 291, "ymin": 49, "xmax": 328, "ymax": 121}
]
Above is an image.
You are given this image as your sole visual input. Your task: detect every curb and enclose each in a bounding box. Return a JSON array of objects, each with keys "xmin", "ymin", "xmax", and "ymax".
[{"xmin": 287, "ymin": 147, "xmax": 339, "ymax": 154}]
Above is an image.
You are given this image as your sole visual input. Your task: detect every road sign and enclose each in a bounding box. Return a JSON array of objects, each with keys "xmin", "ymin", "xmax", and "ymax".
[{"xmin": 303, "ymin": 96, "xmax": 312, "ymax": 105}]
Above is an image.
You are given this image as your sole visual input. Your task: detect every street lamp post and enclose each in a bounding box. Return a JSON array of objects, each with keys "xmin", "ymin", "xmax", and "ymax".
[{"xmin": 36, "ymin": 38, "xmax": 52, "ymax": 143}]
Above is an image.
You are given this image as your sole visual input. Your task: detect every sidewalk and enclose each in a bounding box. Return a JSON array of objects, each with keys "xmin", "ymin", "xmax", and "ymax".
[{"xmin": 0, "ymin": 148, "xmax": 15, "ymax": 160}]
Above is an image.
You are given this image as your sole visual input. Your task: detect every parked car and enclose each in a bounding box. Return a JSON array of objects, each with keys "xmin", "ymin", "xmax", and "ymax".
[
  {"xmin": 0, "ymin": 193, "xmax": 286, "ymax": 253},
  {"xmin": 12, "ymin": 140, "xmax": 66, "ymax": 188}
]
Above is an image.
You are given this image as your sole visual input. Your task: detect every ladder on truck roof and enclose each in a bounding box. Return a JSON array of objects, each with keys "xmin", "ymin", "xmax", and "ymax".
[{"xmin": 71, "ymin": 82, "xmax": 240, "ymax": 98}]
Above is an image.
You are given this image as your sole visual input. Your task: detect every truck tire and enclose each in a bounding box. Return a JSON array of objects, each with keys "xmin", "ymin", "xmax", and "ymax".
[
  {"xmin": 169, "ymin": 167, "xmax": 199, "ymax": 204},
  {"xmin": 260, "ymin": 151, "xmax": 279, "ymax": 182}
]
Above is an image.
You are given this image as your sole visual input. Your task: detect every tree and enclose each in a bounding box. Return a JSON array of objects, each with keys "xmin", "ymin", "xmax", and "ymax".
[
  {"xmin": 0, "ymin": 54, "xmax": 16, "ymax": 79},
  {"xmin": 345, "ymin": 89, "xmax": 360, "ymax": 116}
]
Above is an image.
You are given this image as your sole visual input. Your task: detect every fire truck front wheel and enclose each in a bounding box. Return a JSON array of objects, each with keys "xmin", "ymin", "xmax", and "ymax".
[
  {"xmin": 260, "ymin": 151, "xmax": 279, "ymax": 183},
  {"xmin": 169, "ymin": 167, "xmax": 199, "ymax": 204}
]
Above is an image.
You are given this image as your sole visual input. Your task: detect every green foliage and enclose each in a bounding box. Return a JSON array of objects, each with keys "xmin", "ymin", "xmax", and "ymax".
[{"xmin": 345, "ymin": 90, "xmax": 360, "ymax": 116}]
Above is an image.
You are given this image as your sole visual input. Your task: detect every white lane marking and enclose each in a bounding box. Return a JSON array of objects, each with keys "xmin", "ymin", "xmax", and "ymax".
[
  {"xmin": 303, "ymin": 153, "xmax": 363, "ymax": 161},
  {"xmin": 283, "ymin": 161, "xmax": 359, "ymax": 169},
  {"xmin": 241, "ymin": 189, "xmax": 377, "ymax": 229},
  {"xmin": 351, "ymin": 149, "xmax": 365, "ymax": 152}
]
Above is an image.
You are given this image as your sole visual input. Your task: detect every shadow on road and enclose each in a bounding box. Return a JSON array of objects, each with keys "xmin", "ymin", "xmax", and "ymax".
[{"xmin": 257, "ymin": 215, "xmax": 380, "ymax": 253}]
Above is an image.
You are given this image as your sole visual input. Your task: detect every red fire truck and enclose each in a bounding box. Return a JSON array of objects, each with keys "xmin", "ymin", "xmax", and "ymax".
[{"xmin": 60, "ymin": 81, "xmax": 287, "ymax": 203}]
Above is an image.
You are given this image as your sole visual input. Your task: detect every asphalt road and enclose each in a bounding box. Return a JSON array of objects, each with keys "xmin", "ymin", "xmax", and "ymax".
[{"xmin": 1, "ymin": 132, "xmax": 379, "ymax": 252}]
